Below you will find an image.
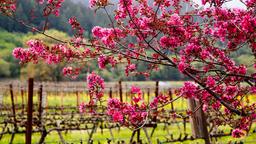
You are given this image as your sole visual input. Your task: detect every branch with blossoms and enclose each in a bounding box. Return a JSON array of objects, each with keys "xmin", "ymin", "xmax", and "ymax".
[{"xmin": 1, "ymin": 0, "xmax": 256, "ymax": 138}]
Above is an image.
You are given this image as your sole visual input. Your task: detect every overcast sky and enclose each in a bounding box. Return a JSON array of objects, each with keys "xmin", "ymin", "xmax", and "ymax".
[
  {"xmin": 80, "ymin": 0, "xmax": 247, "ymax": 9},
  {"xmin": 193, "ymin": 0, "xmax": 247, "ymax": 9}
]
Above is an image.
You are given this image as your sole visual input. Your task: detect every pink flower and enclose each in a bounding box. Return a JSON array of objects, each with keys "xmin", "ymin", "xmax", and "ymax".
[
  {"xmin": 131, "ymin": 86, "xmax": 141, "ymax": 94},
  {"xmin": 112, "ymin": 111, "xmax": 123, "ymax": 122},
  {"xmin": 212, "ymin": 101, "xmax": 221, "ymax": 110},
  {"xmin": 251, "ymin": 86, "xmax": 256, "ymax": 94},
  {"xmin": 179, "ymin": 82, "xmax": 198, "ymax": 98},
  {"xmin": 92, "ymin": 26, "xmax": 125, "ymax": 46},
  {"xmin": 159, "ymin": 36, "xmax": 169, "ymax": 47},
  {"xmin": 232, "ymin": 129, "xmax": 245, "ymax": 138},
  {"xmin": 92, "ymin": 26, "xmax": 103, "ymax": 38},
  {"xmin": 167, "ymin": 13, "xmax": 183, "ymax": 26},
  {"xmin": 125, "ymin": 64, "xmax": 136, "ymax": 76},
  {"xmin": 150, "ymin": 93, "xmax": 168, "ymax": 109},
  {"xmin": 62, "ymin": 67, "xmax": 73, "ymax": 76},
  {"xmin": 206, "ymin": 76, "xmax": 215, "ymax": 87},
  {"xmin": 237, "ymin": 65, "xmax": 247, "ymax": 75},
  {"xmin": 79, "ymin": 102, "xmax": 86, "ymax": 113},
  {"xmin": 178, "ymin": 61, "xmax": 187, "ymax": 72},
  {"xmin": 12, "ymin": 48, "xmax": 31, "ymax": 63},
  {"xmin": 10, "ymin": 4, "xmax": 16, "ymax": 11},
  {"xmin": 132, "ymin": 96, "xmax": 142, "ymax": 103},
  {"xmin": 89, "ymin": 0, "xmax": 97, "ymax": 7},
  {"xmin": 87, "ymin": 72, "xmax": 105, "ymax": 99},
  {"xmin": 98, "ymin": 55, "xmax": 108, "ymax": 69}
]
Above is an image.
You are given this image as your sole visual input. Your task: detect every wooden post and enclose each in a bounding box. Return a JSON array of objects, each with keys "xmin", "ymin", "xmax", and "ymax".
[
  {"xmin": 44, "ymin": 90, "xmax": 48, "ymax": 113},
  {"xmin": 26, "ymin": 78, "xmax": 34, "ymax": 144},
  {"xmin": 109, "ymin": 88, "xmax": 112, "ymax": 98},
  {"xmin": 137, "ymin": 129, "xmax": 140, "ymax": 143},
  {"xmin": 61, "ymin": 92, "xmax": 64, "ymax": 114},
  {"xmin": 188, "ymin": 98, "xmax": 210, "ymax": 144},
  {"xmin": 168, "ymin": 88, "xmax": 174, "ymax": 111},
  {"xmin": 142, "ymin": 90, "xmax": 145, "ymax": 101},
  {"xmin": 155, "ymin": 81, "xmax": 159, "ymax": 97},
  {"xmin": 147, "ymin": 88, "xmax": 150, "ymax": 104},
  {"xmin": 126, "ymin": 91, "xmax": 128, "ymax": 102},
  {"xmin": 38, "ymin": 85, "xmax": 43, "ymax": 126},
  {"xmin": 153, "ymin": 81, "xmax": 159, "ymax": 123},
  {"xmin": 76, "ymin": 91, "xmax": 80, "ymax": 107},
  {"xmin": 10, "ymin": 84, "xmax": 17, "ymax": 128},
  {"xmin": 21, "ymin": 87, "xmax": 24, "ymax": 114},
  {"xmin": 119, "ymin": 81, "xmax": 123, "ymax": 102},
  {"xmin": 10, "ymin": 84, "xmax": 18, "ymax": 143}
]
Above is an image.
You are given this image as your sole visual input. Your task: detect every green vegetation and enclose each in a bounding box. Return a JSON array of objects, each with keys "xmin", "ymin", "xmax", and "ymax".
[
  {"xmin": 1, "ymin": 124, "xmax": 256, "ymax": 144},
  {"xmin": 0, "ymin": 0, "xmax": 109, "ymax": 36},
  {"xmin": 1, "ymin": 91, "xmax": 256, "ymax": 143}
]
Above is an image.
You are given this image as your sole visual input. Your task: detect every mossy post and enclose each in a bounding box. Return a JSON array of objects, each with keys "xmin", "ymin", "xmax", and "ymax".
[{"xmin": 188, "ymin": 98, "xmax": 210, "ymax": 144}]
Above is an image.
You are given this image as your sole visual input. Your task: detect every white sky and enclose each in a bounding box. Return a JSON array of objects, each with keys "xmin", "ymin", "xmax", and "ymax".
[{"xmin": 193, "ymin": 0, "xmax": 247, "ymax": 9}]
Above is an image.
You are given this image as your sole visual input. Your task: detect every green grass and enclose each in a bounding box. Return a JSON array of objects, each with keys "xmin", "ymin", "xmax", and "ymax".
[{"xmin": 1, "ymin": 124, "xmax": 256, "ymax": 143}]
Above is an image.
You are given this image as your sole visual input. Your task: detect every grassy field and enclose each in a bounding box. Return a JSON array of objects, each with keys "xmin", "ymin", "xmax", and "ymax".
[{"xmin": 1, "ymin": 124, "xmax": 256, "ymax": 144}]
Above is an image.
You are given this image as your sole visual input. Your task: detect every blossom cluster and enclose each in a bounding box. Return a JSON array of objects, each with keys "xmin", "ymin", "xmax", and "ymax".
[
  {"xmin": 12, "ymin": 40, "xmax": 82, "ymax": 64},
  {"xmin": 97, "ymin": 54, "xmax": 117, "ymax": 69},
  {"xmin": 87, "ymin": 72, "xmax": 105, "ymax": 100},
  {"xmin": 0, "ymin": 0, "xmax": 16, "ymax": 15},
  {"xmin": 92, "ymin": 26, "xmax": 125, "ymax": 47},
  {"xmin": 68, "ymin": 16, "xmax": 84, "ymax": 47},
  {"xmin": 150, "ymin": 93, "xmax": 169, "ymax": 109},
  {"xmin": 38, "ymin": 0, "xmax": 64, "ymax": 16},
  {"xmin": 62, "ymin": 66, "xmax": 81, "ymax": 78},
  {"xmin": 178, "ymin": 82, "xmax": 198, "ymax": 99},
  {"xmin": 107, "ymin": 98, "xmax": 147, "ymax": 126}
]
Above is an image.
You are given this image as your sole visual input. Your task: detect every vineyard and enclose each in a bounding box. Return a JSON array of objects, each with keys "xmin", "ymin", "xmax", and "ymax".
[{"xmin": 0, "ymin": 79, "xmax": 255, "ymax": 144}]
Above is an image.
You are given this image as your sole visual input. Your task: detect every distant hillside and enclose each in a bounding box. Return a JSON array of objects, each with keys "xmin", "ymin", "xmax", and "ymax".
[{"xmin": 0, "ymin": 0, "xmax": 109, "ymax": 36}]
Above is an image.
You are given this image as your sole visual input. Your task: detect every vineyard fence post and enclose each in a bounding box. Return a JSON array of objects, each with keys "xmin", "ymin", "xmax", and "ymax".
[
  {"xmin": 188, "ymin": 98, "xmax": 210, "ymax": 144},
  {"xmin": 119, "ymin": 81, "xmax": 123, "ymax": 102},
  {"xmin": 26, "ymin": 78, "xmax": 33, "ymax": 144}
]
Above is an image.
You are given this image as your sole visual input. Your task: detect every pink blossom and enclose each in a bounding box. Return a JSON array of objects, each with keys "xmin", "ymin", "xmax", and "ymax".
[
  {"xmin": 98, "ymin": 55, "xmax": 108, "ymax": 69},
  {"xmin": 112, "ymin": 111, "xmax": 123, "ymax": 122},
  {"xmin": 178, "ymin": 61, "xmax": 187, "ymax": 72},
  {"xmin": 79, "ymin": 102, "xmax": 86, "ymax": 113},
  {"xmin": 232, "ymin": 129, "xmax": 245, "ymax": 138},
  {"xmin": 132, "ymin": 96, "xmax": 142, "ymax": 103},
  {"xmin": 212, "ymin": 101, "xmax": 221, "ymax": 110},
  {"xmin": 159, "ymin": 36, "xmax": 169, "ymax": 47},
  {"xmin": 150, "ymin": 93, "xmax": 168, "ymax": 109},
  {"xmin": 131, "ymin": 86, "xmax": 141, "ymax": 94},
  {"xmin": 92, "ymin": 26, "xmax": 125, "ymax": 46},
  {"xmin": 167, "ymin": 14, "xmax": 183, "ymax": 26},
  {"xmin": 89, "ymin": 0, "xmax": 97, "ymax": 7},
  {"xmin": 125, "ymin": 64, "xmax": 136, "ymax": 76},
  {"xmin": 251, "ymin": 86, "xmax": 256, "ymax": 94},
  {"xmin": 206, "ymin": 76, "xmax": 216, "ymax": 87},
  {"xmin": 179, "ymin": 82, "xmax": 198, "ymax": 98},
  {"xmin": 92, "ymin": 26, "xmax": 103, "ymax": 38},
  {"xmin": 12, "ymin": 48, "xmax": 31, "ymax": 63},
  {"xmin": 62, "ymin": 67, "xmax": 73, "ymax": 76},
  {"xmin": 87, "ymin": 72, "xmax": 105, "ymax": 99}
]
